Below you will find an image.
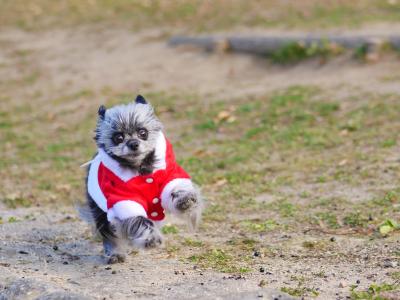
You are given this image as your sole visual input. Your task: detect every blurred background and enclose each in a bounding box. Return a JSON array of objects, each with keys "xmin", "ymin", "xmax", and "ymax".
[{"xmin": 0, "ymin": 1, "xmax": 400, "ymax": 299}]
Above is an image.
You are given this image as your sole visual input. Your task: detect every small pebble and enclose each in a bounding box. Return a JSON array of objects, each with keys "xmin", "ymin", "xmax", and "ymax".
[
  {"xmin": 258, "ymin": 279, "xmax": 267, "ymax": 287},
  {"xmin": 330, "ymin": 237, "xmax": 336, "ymax": 242},
  {"xmin": 253, "ymin": 250, "xmax": 260, "ymax": 257},
  {"xmin": 383, "ymin": 260, "xmax": 398, "ymax": 268},
  {"xmin": 111, "ymin": 270, "xmax": 117, "ymax": 274},
  {"xmin": 356, "ymin": 279, "xmax": 360, "ymax": 284},
  {"xmin": 53, "ymin": 245, "xmax": 58, "ymax": 251},
  {"xmin": 63, "ymin": 261, "xmax": 69, "ymax": 265},
  {"xmin": 265, "ymin": 271, "xmax": 273, "ymax": 275},
  {"xmin": 339, "ymin": 281, "xmax": 346, "ymax": 288},
  {"xmin": 259, "ymin": 267, "xmax": 265, "ymax": 273}
]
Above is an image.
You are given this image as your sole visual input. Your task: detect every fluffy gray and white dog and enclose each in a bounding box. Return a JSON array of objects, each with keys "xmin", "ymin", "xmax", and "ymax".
[{"xmin": 85, "ymin": 95, "xmax": 202, "ymax": 264}]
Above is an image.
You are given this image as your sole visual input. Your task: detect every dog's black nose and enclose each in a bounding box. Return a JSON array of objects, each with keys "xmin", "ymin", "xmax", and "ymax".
[{"xmin": 127, "ymin": 139, "xmax": 139, "ymax": 151}]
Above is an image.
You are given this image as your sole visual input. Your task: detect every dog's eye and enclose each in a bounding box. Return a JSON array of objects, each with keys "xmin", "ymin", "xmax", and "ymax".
[
  {"xmin": 112, "ymin": 133, "xmax": 124, "ymax": 144},
  {"xmin": 137, "ymin": 128, "xmax": 148, "ymax": 140}
]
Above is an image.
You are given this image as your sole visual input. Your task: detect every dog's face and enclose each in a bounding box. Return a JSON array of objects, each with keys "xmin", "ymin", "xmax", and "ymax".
[{"xmin": 95, "ymin": 95, "xmax": 163, "ymax": 169}]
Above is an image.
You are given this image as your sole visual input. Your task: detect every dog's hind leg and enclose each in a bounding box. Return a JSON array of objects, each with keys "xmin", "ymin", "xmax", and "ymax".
[
  {"xmin": 87, "ymin": 195, "xmax": 126, "ymax": 264},
  {"xmin": 103, "ymin": 238, "xmax": 125, "ymax": 264}
]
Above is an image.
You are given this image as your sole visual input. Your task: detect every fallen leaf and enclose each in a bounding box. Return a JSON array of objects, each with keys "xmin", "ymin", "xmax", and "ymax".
[
  {"xmin": 380, "ymin": 225, "xmax": 394, "ymax": 236},
  {"xmin": 213, "ymin": 178, "xmax": 227, "ymax": 187},
  {"xmin": 215, "ymin": 111, "xmax": 231, "ymax": 122}
]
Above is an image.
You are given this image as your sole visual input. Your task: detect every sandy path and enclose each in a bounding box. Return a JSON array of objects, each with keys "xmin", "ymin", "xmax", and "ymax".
[{"xmin": 0, "ymin": 206, "xmax": 294, "ymax": 300}]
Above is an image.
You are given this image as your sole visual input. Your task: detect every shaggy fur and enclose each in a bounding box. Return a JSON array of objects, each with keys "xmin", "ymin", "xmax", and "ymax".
[{"xmin": 85, "ymin": 95, "xmax": 202, "ymax": 264}]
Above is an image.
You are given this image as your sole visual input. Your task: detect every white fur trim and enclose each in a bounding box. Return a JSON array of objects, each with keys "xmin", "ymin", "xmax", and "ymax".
[
  {"xmin": 153, "ymin": 132, "xmax": 167, "ymax": 170},
  {"xmin": 97, "ymin": 132, "xmax": 167, "ymax": 182},
  {"xmin": 98, "ymin": 149, "xmax": 139, "ymax": 182},
  {"xmin": 161, "ymin": 178, "xmax": 194, "ymax": 213},
  {"xmin": 87, "ymin": 154, "xmax": 108, "ymax": 212},
  {"xmin": 107, "ymin": 200, "xmax": 147, "ymax": 222}
]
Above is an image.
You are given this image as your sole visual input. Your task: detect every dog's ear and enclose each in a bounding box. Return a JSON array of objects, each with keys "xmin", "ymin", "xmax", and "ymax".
[
  {"xmin": 98, "ymin": 105, "xmax": 106, "ymax": 119},
  {"xmin": 135, "ymin": 95, "xmax": 147, "ymax": 104}
]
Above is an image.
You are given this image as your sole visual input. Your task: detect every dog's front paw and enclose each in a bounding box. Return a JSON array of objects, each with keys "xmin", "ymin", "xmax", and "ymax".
[
  {"xmin": 107, "ymin": 253, "xmax": 126, "ymax": 264},
  {"xmin": 124, "ymin": 216, "xmax": 163, "ymax": 249},
  {"xmin": 143, "ymin": 229, "xmax": 163, "ymax": 248},
  {"xmin": 172, "ymin": 190, "xmax": 198, "ymax": 213}
]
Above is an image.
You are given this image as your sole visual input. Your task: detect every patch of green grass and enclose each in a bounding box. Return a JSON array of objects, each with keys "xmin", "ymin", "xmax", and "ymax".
[
  {"xmin": 3, "ymin": 196, "xmax": 32, "ymax": 209},
  {"xmin": 379, "ymin": 219, "xmax": 399, "ymax": 236},
  {"xmin": 302, "ymin": 240, "xmax": 327, "ymax": 250},
  {"xmin": 8, "ymin": 217, "xmax": 18, "ymax": 223},
  {"xmin": 276, "ymin": 201, "xmax": 296, "ymax": 217},
  {"xmin": 372, "ymin": 189, "xmax": 400, "ymax": 207},
  {"xmin": 313, "ymin": 271, "xmax": 326, "ymax": 278},
  {"xmin": 381, "ymin": 139, "xmax": 396, "ymax": 148},
  {"xmin": 281, "ymin": 286, "xmax": 319, "ymax": 297},
  {"xmin": 354, "ymin": 44, "xmax": 369, "ymax": 61},
  {"xmin": 270, "ymin": 41, "xmax": 340, "ymax": 64},
  {"xmin": 241, "ymin": 219, "xmax": 278, "ymax": 233},
  {"xmin": 350, "ymin": 283, "xmax": 399, "ymax": 300},
  {"xmin": 195, "ymin": 120, "xmax": 217, "ymax": 131},
  {"xmin": 188, "ymin": 248, "xmax": 250, "ymax": 273},
  {"xmin": 161, "ymin": 224, "xmax": 179, "ymax": 234},
  {"xmin": 226, "ymin": 238, "xmax": 258, "ymax": 251},
  {"xmin": 166, "ymin": 245, "xmax": 180, "ymax": 255},
  {"xmin": 312, "ymin": 212, "xmax": 340, "ymax": 229},
  {"xmin": 390, "ymin": 271, "xmax": 400, "ymax": 281},
  {"xmin": 343, "ymin": 212, "xmax": 370, "ymax": 228},
  {"xmin": 240, "ymin": 86, "xmax": 341, "ymax": 150},
  {"xmin": 183, "ymin": 238, "xmax": 203, "ymax": 247}
]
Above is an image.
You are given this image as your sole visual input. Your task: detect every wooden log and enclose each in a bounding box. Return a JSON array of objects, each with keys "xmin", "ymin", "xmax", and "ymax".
[
  {"xmin": 168, "ymin": 35, "xmax": 400, "ymax": 55},
  {"xmin": 168, "ymin": 36, "xmax": 218, "ymax": 52}
]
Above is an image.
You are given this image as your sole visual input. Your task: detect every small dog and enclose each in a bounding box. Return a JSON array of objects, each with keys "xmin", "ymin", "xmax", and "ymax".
[{"xmin": 84, "ymin": 95, "xmax": 202, "ymax": 264}]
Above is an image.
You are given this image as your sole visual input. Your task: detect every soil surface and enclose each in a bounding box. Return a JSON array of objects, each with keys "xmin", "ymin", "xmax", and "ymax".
[{"xmin": 1, "ymin": 26, "xmax": 400, "ymax": 300}]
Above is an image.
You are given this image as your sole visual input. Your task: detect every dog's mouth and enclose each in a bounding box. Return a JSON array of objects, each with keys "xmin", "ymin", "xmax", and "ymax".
[{"xmin": 119, "ymin": 152, "xmax": 142, "ymax": 161}]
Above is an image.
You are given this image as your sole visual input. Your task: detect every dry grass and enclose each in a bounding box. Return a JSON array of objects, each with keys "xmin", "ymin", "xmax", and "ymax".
[{"xmin": 1, "ymin": 0, "xmax": 400, "ymax": 31}]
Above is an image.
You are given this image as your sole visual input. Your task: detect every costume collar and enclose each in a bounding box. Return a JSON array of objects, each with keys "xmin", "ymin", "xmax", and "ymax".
[{"xmin": 98, "ymin": 132, "xmax": 167, "ymax": 182}]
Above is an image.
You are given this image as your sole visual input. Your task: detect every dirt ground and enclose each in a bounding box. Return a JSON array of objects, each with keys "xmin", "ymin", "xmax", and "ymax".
[{"xmin": 0, "ymin": 24, "xmax": 400, "ymax": 300}]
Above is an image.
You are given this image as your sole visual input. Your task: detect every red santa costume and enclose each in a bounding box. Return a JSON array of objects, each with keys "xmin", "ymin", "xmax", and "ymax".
[{"xmin": 87, "ymin": 132, "xmax": 193, "ymax": 224}]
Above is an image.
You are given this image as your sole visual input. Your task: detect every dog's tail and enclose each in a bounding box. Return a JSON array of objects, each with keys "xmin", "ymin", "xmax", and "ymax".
[{"xmin": 75, "ymin": 201, "xmax": 95, "ymax": 225}]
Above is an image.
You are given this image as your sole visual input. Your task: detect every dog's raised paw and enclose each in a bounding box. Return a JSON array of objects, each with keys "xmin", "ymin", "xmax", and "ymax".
[
  {"xmin": 144, "ymin": 232, "xmax": 163, "ymax": 248},
  {"xmin": 125, "ymin": 216, "xmax": 163, "ymax": 249},
  {"xmin": 172, "ymin": 190, "xmax": 198, "ymax": 212},
  {"xmin": 132, "ymin": 227, "xmax": 163, "ymax": 249}
]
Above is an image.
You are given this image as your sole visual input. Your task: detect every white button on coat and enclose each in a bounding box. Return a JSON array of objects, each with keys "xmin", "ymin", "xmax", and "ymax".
[
  {"xmin": 151, "ymin": 212, "xmax": 158, "ymax": 217},
  {"xmin": 146, "ymin": 178, "xmax": 154, "ymax": 183},
  {"xmin": 152, "ymin": 198, "xmax": 159, "ymax": 204}
]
